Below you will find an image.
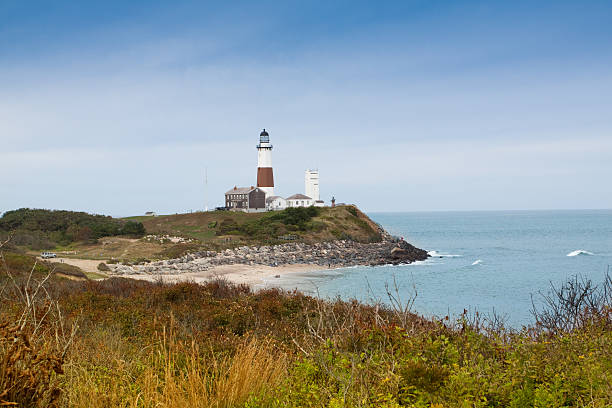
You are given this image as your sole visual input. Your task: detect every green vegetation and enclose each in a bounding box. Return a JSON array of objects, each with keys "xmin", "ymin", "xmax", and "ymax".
[
  {"xmin": 137, "ymin": 205, "xmax": 382, "ymax": 249},
  {"xmin": 0, "ymin": 208, "xmax": 145, "ymax": 249},
  {"xmin": 1, "ymin": 240, "xmax": 610, "ymax": 407},
  {"xmin": 217, "ymin": 207, "xmax": 324, "ymax": 243}
]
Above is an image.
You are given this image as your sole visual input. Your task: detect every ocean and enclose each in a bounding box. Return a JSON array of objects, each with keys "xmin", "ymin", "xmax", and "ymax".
[{"xmin": 262, "ymin": 210, "xmax": 612, "ymax": 328}]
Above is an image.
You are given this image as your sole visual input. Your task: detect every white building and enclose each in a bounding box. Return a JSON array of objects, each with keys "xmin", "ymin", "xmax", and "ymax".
[
  {"xmin": 256, "ymin": 129, "xmax": 274, "ymax": 197},
  {"xmin": 286, "ymin": 193, "xmax": 315, "ymax": 208},
  {"xmin": 305, "ymin": 169, "xmax": 320, "ymax": 201},
  {"xmin": 266, "ymin": 196, "xmax": 287, "ymax": 211}
]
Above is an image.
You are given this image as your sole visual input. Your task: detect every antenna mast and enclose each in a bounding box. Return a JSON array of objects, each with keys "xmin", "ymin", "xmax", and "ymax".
[{"xmin": 204, "ymin": 168, "xmax": 209, "ymax": 212}]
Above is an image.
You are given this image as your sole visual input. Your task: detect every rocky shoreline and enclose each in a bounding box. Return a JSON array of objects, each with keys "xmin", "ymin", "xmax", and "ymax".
[{"xmin": 108, "ymin": 238, "xmax": 429, "ymax": 276}]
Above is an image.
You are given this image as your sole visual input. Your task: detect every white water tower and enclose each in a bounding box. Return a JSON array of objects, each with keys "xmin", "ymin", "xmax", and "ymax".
[{"xmin": 305, "ymin": 169, "xmax": 320, "ymax": 201}]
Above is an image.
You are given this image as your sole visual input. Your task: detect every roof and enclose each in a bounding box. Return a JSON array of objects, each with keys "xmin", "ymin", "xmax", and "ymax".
[
  {"xmin": 260, "ymin": 129, "xmax": 269, "ymax": 137},
  {"xmin": 286, "ymin": 194, "xmax": 312, "ymax": 200},
  {"xmin": 225, "ymin": 186, "xmax": 258, "ymax": 195},
  {"xmin": 265, "ymin": 195, "xmax": 285, "ymax": 203}
]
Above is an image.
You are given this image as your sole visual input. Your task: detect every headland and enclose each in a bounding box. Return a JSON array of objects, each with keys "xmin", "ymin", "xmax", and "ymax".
[{"xmin": 1, "ymin": 205, "xmax": 429, "ymax": 286}]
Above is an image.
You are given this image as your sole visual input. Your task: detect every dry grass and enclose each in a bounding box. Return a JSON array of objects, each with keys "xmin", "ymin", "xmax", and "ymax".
[
  {"xmin": 0, "ymin": 322, "xmax": 63, "ymax": 407},
  {"xmin": 61, "ymin": 329, "xmax": 287, "ymax": 408}
]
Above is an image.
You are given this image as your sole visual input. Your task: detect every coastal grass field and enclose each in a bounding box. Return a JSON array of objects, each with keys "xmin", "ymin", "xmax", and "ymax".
[
  {"xmin": 3, "ymin": 206, "xmax": 382, "ymax": 264},
  {"xmin": 1, "ymin": 248, "xmax": 610, "ymax": 407},
  {"xmin": 126, "ymin": 205, "xmax": 382, "ymax": 246}
]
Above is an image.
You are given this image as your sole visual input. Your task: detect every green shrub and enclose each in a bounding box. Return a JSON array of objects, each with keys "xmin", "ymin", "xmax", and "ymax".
[
  {"xmin": 217, "ymin": 218, "xmax": 241, "ymax": 236},
  {"xmin": 120, "ymin": 221, "xmax": 145, "ymax": 237}
]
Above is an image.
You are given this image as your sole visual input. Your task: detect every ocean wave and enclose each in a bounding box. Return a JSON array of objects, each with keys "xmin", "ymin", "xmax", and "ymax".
[
  {"xmin": 566, "ymin": 250, "xmax": 594, "ymax": 257},
  {"xmin": 373, "ymin": 260, "xmax": 436, "ymax": 268},
  {"xmin": 471, "ymin": 259, "xmax": 483, "ymax": 266},
  {"xmin": 428, "ymin": 250, "xmax": 462, "ymax": 258}
]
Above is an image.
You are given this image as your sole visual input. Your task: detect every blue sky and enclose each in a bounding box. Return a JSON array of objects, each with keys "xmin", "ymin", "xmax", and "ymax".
[{"xmin": 1, "ymin": 1, "xmax": 611, "ymax": 215}]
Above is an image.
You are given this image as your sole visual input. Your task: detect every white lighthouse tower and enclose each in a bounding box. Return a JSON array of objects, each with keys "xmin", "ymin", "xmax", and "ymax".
[{"xmin": 256, "ymin": 129, "xmax": 274, "ymax": 197}]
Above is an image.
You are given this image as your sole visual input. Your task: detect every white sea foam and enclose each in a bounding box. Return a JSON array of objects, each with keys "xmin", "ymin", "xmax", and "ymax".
[
  {"xmin": 566, "ymin": 250, "xmax": 594, "ymax": 257},
  {"xmin": 471, "ymin": 259, "xmax": 483, "ymax": 266},
  {"xmin": 428, "ymin": 250, "xmax": 462, "ymax": 258},
  {"xmin": 409, "ymin": 260, "xmax": 431, "ymax": 266}
]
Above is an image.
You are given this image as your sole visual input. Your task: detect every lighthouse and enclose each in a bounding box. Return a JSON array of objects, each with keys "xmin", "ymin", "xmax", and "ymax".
[{"xmin": 256, "ymin": 129, "xmax": 274, "ymax": 197}]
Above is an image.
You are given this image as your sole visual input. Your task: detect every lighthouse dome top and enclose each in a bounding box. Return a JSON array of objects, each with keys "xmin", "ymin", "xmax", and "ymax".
[{"xmin": 259, "ymin": 129, "xmax": 270, "ymax": 143}]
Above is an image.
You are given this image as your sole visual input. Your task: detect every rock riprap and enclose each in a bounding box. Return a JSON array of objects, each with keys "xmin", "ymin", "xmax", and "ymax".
[{"xmin": 108, "ymin": 238, "xmax": 429, "ymax": 275}]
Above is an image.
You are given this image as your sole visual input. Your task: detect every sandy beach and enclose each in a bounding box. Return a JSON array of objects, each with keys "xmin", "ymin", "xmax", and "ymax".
[
  {"xmin": 42, "ymin": 256, "xmax": 329, "ymax": 286},
  {"xmin": 118, "ymin": 263, "xmax": 329, "ymax": 286}
]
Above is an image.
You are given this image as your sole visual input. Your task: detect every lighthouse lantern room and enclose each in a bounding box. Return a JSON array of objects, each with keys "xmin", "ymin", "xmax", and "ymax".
[{"xmin": 256, "ymin": 129, "xmax": 274, "ymax": 197}]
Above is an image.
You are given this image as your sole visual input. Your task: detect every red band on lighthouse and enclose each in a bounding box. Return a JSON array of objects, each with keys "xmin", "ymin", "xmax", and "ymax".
[{"xmin": 257, "ymin": 167, "xmax": 274, "ymax": 187}]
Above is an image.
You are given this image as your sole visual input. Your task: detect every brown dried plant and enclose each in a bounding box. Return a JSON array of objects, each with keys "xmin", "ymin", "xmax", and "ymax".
[
  {"xmin": 0, "ymin": 321, "xmax": 63, "ymax": 407},
  {"xmin": 0, "ymin": 238, "xmax": 78, "ymax": 407}
]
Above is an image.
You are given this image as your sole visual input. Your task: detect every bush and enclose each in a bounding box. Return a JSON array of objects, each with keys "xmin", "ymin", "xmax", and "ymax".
[
  {"xmin": 97, "ymin": 262, "xmax": 110, "ymax": 272},
  {"xmin": 268, "ymin": 206, "xmax": 320, "ymax": 227},
  {"xmin": 216, "ymin": 218, "xmax": 241, "ymax": 236},
  {"xmin": 531, "ymin": 272, "xmax": 612, "ymax": 333},
  {"xmin": 120, "ymin": 221, "xmax": 145, "ymax": 237}
]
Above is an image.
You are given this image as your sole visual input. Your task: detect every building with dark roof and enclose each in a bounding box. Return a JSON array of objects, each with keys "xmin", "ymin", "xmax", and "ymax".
[{"xmin": 225, "ymin": 186, "xmax": 266, "ymax": 212}]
